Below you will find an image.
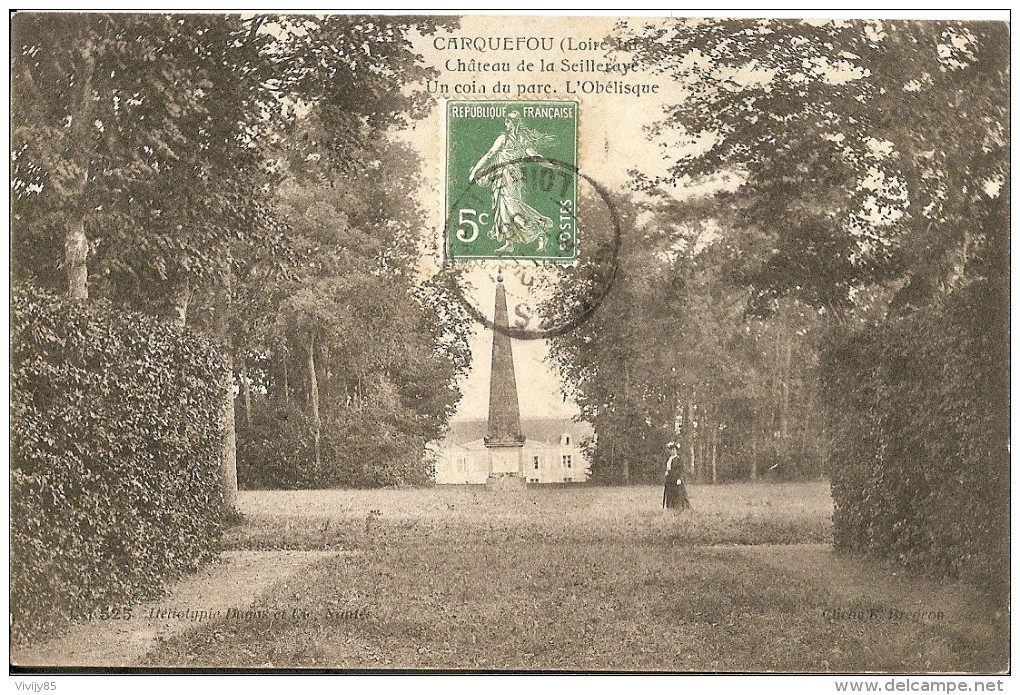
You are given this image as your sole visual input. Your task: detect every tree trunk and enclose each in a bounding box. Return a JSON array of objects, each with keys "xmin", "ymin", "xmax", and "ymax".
[
  {"xmin": 771, "ymin": 338, "xmax": 779, "ymax": 435},
  {"xmin": 688, "ymin": 399, "xmax": 697, "ymax": 479},
  {"xmin": 321, "ymin": 342, "xmax": 331, "ymax": 403},
  {"xmin": 710, "ymin": 422, "xmax": 718, "ymax": 485},
  {"xmin": 282, "ymin": 358, "xmax": 290, "ymax": 408},
  {"xmin": 308, "ymin": 333, "xmax": 321, "ymax": 469},
  {"xmin": 697, "ymin": 425, "xmax": 706, "ymax": 483},
  {"xmin": 751, "ymin": 430, "xmax": 759, "ymax": 481},
  {"xmin": 215, "ymin": 253, "xmax": 238, "ymax": 513},
  {"xmin": 220, "ymin": 362, "xmax": 238, "ymax": 510},
  {"xmin": 60, "ymin": 40, "xmax": 97, "ymax": 301},
  {"xmin": 171, "ymin": 277, "xmax": 191, "ymax": 329},
  {"xmin": 685, "ymin": 392, "xmax": 695, "ymax": 477},
  {"xmin": 621, "ymin": 363, "xmax": 632, "ymax": 485},
  {"xmin": 65, "ymin": 219, "xmax": 89, "ymax": 300},
  {"xmin": 780, "ymin": 334, "xmax": 792, "ymax": 441},
  {"xmin": 800, "ymin": 399, "xmax": 811, "ymax": 461},
  {"xmin": 241, "ymin": 372, "xmax": 253, "ymax": 429}
]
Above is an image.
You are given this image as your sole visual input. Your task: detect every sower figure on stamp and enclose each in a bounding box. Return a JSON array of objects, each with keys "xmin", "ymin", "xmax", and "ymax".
[{"xmin": 468, "ymin": 111, "xmax": 554, "ymax": 253}]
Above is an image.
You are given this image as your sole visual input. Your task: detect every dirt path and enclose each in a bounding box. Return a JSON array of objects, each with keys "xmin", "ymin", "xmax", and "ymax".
[{"xmin": 11, "ymin": 550, "xmax": 341, "ymax": 668}]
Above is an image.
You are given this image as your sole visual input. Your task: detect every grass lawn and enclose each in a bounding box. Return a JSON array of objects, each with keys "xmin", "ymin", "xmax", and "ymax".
[
  {"xmin": 223, "ymin": 482, "xmax": 835, "ymax": 550},
  {"xmin": 142, "ymin": 483, "xmax": 1008, "ymax": 672}
]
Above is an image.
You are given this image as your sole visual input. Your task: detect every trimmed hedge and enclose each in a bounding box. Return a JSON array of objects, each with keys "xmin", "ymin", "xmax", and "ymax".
[
  {"xmin": 821, "ymin": 285, "xmax": 1009, "ymax": 592},
  {"xmin": 11, "ymin": 285, "xmax": 229, "ymax": 646}
]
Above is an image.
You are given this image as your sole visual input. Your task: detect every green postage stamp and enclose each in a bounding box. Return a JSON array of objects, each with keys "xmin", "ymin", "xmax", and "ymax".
[{"xmin": 445, "ymin": 100, "xmax": 579, "ymax": 263}]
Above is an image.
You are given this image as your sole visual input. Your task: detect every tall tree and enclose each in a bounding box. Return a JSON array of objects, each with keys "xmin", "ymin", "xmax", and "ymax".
[
  {"xmin": 616, "ymin": 18, "xmax": 1008, "ymax": 314},
  {"xmin": 600, "ymin": 19, "xmax": 1007, "ymax": 586},
  {"xmin": 12, "ymin": 13, "xmax": 460, "ymax": 497},
  {"xmin": 12, "ymin": 14, "xmax": 281, "ymax": 508},
  {"xmin": 548, "ymin": 195, "xmax": 827, "ymax": 483},
  {"xmin": 232, "ymin": 120, "xmax": 472, "ymax": 488}
]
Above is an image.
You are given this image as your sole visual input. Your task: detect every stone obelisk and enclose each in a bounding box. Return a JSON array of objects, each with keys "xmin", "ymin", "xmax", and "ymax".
[{"xmin": 484, "ymin": 273, "xmax": 526, "ymax": 486}]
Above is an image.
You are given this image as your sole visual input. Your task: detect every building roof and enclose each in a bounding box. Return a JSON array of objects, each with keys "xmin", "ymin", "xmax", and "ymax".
[{"xmin": 442, "ymin": 417, "xmax": 593, "ymax": 447}]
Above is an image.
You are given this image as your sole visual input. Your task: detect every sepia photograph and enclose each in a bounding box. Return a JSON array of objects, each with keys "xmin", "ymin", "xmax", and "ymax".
[{"xmin": 8, "ymin": 10, "xmax": 1011, "ymax": 680}]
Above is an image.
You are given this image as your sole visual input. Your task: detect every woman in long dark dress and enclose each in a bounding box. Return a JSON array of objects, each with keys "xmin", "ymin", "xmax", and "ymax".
[
  {"xmin": 663, "ymin": 466, "xmax": 679, "ymax": 508},
  {"xmin": 663, "ymin": 450, "xmax": 680, "ymax": 509},
  {"xmin": 675, "ymin": 475, "xmax": 692, "ymax": 510},
  {"xmin": 663, "ymin": 448, "xmax": 691, "ymax": 510}
]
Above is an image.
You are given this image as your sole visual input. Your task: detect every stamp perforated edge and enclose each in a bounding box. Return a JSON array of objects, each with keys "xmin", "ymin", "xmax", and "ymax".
[{"xmin": 441, "ymin": 98, "xmax": 580, "ymax": 266}]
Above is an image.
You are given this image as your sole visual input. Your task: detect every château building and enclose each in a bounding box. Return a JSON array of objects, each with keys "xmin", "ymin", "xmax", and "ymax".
[{"xmin": 433, "ymin": 417, "xmax": 592, "ymax": 485}]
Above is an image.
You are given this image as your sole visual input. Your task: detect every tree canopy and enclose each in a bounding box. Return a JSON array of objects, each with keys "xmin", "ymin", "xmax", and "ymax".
[
  {"xmin": 12, "ymin": 13, "xmax": 469, "ymax": 488},
  {"xmin": 12, "ymin": 14, "xmax": 453, "ymax": 302},
  {"xmin": 616, "ymin": 18, "xmax": 1008, "ymax": 314}
]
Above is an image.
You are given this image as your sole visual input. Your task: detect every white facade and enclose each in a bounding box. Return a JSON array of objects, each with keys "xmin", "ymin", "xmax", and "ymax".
[{"xmin": 434, "ymin": 418, "xmax": 592, "ymax": 485}]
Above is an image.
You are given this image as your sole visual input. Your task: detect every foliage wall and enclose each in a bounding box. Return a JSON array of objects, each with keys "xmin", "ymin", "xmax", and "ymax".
[
  {"xmin": 582, "ymin": 18, "xmax": 1010, "ymax": 588},
  {"xmin": 10, "ymin": 286, "xmax": 229, "ymax": 645},
  {"xmin": 237, "ymin": 404, "xmax": 436, "ymax": 489},
  {"xmin": 822, "ymin": 186, "xmax": 1009, "ymax": 588}
]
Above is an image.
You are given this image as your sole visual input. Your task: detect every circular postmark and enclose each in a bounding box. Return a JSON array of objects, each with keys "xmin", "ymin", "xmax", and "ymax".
[{"xmin": 440, "ymin": 155, "xmax": 622, "ymax": 341}]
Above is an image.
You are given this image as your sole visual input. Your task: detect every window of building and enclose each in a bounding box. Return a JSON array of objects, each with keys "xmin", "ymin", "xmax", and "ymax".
[
  {"xmin": 533, "ymin": 456, "xmax": 540, "ymax": 470},
  {"xmin": 564, "ymin": 477, "xmax": 572, "ymax": 483},
  {"xmin": 562, "ymin": 433, "xmax": 572, "ymax": 446},
  {"xmin": 529, "ymin": 478, "xmax": 539, "ymax": 483},
  {"xmin": 563, "ymin": 454, "xmax": 572, "ymax": 468}
]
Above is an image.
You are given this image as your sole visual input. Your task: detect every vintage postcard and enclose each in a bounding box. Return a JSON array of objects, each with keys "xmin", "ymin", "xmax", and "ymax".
[{"xmin": 9, "ymin": 11, "xmax": 1010, "ymax": 684}]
